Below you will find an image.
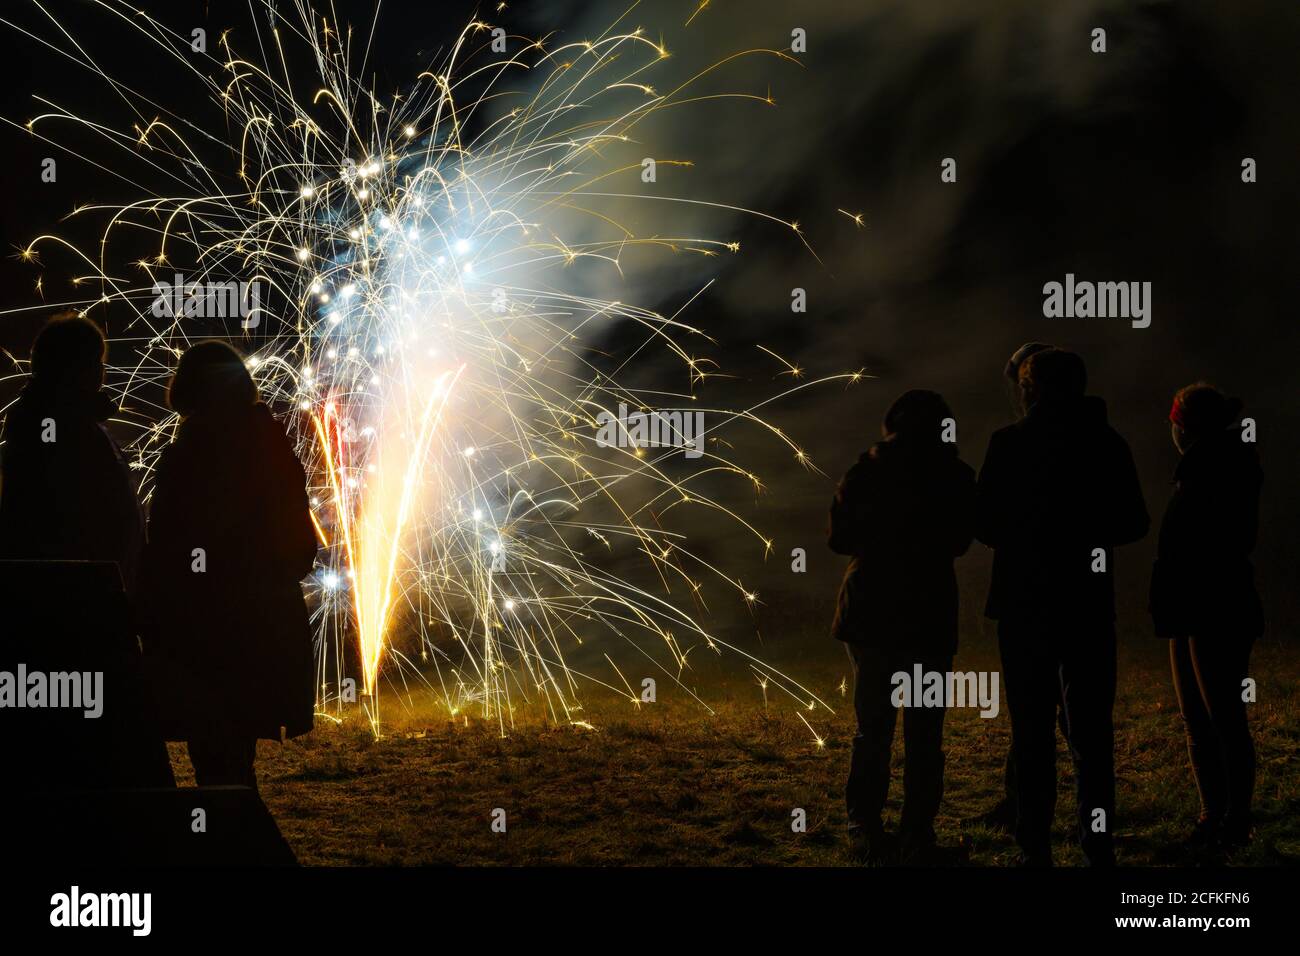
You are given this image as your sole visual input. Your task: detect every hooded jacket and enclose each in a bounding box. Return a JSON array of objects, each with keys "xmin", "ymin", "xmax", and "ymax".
[
  {"xmin": 1150, "ymin": 426, "xmax": 1263, "ymax": 639},
  {"xmin": 0, "ymin": 380, "xmax": 143, "ymax": 593},
  {"xmin": 828, "ymin": 436, "xmax": 975, "ymax": 657},
  {"xmin": 975, "ymin": 396, "xmax": 1149, "ymax": 628},
  {"xmin": 141, "ymin": 402, "xmax": 317, "ymax": 741}
]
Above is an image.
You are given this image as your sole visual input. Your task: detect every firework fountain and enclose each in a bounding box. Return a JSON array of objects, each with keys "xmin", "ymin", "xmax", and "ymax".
[{"xmin": 4, "ymin": 1, "xmax": 862, "ymax": 735}]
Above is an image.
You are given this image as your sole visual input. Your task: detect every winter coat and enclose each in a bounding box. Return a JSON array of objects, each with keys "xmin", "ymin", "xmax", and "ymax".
[
  {"xmin": 828, "ymin": 436, "xmax": 976, "ymax": 658},
  {"xmin": 141, "ymin": 402, "xmax": 317, "ymax": 741},
  {"xmin": 1149, "ymin": 426, "xmax": 1263, "ymax": 639},
  {"xmin": 0, "ymin": 381, "xmax": 143, "ymax": 593},
  {"xmin": 975, "ymin": 396, "xmax": 1149, "ymax": 628}
]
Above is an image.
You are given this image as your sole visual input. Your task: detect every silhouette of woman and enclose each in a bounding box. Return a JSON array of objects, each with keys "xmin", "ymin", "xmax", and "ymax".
[
  {"xmin": 1151, "ymin": 382, "xmax": 1263, "ymax": 850},
  {"xmin": 142, "ymin": 341, "xmax": 317, "ymax": 788}
]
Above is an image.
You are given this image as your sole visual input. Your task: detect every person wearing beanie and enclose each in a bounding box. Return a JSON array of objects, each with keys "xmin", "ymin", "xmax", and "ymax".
[
  {"xmin": 829, "ymin": 389, "xmax": 976, "ymax": 865},
  {"xmin": 1151, "ymin": 382, "xmax": 1263, "ymax": 852}
]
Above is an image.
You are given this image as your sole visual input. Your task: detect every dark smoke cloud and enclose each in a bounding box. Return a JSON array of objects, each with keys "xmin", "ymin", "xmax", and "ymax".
[{"xmin": 509, "ymin": 0, "xmax": 1300, "ymax": 642}]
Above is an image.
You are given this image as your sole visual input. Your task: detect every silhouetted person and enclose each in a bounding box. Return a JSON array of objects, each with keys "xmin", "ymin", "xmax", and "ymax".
[
  {"xmin": 830, "ymin": 390, "xmax": 975, "ymax": 865},
  {"xmin": 1151, "ymin": 383, "xmax": 1262, "ymax": 851},
  {"xmin": 0, "ymin": 314, "xmax": 172, "ymax": 789},
  {"xmin": 0, "ymin": 314, "xmax": 143, "ymax": 592},
  {"xmin": 142, "ymin": 341, "xmax": 317, "ymax": 788},
  {"xmin": 976, "ymin": 349, "xmax": 1148, "ymax": 866},
  {"xmin": 968, "ymin": 342, "xmax": 1070, "ymax": 834}
]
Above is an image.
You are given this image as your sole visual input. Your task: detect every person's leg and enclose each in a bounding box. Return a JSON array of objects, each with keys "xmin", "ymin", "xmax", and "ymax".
[
  {"xmin": 1189, "ymin": 636, "xmax": 1255, "ymax": 842},
  {"xmin": 1060, "ymin": 626, "xmax": 1117, "ymax": 866},
  {"xmin": 845, "ymin": 643, "xmax": 899, "ymax": 838},
  {"xmin": 1169, "ymin": 637, "xmax": 1226, "ymax": 828},
  {"xmin": 988, "ymin": 684, "xmax": 1065, "ymax": 828},
  {"xmin": 999, "ymin": 622, "xmax": 1059, "ymax": 864},
  {"xmin": 899, "ymin": 655, "xmax": 950, "ymax": 856}
]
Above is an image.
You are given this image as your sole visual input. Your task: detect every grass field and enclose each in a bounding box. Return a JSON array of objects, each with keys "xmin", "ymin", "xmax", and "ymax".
[{"xmin": 166, "ymin": 631, "xmax": 1300, "ymax": 866}]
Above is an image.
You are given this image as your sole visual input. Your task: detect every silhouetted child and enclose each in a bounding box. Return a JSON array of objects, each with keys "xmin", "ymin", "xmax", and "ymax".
[
  {"xmin": 829, "ymin": 389, "xmax": 975, "ymax": 865},
  {"xmin": 142, "ymin": 341, "xmax": 317, "ymax": 788},
  {"xmin": 1151, "ymin": 383, "xmax": 1262, "ymax": 851}
]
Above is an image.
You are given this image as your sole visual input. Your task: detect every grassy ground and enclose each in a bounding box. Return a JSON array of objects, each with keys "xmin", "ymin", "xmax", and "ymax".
[{"xmin": 166, "ymin": 634, "xmax": 1300, "ymax": 866}]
